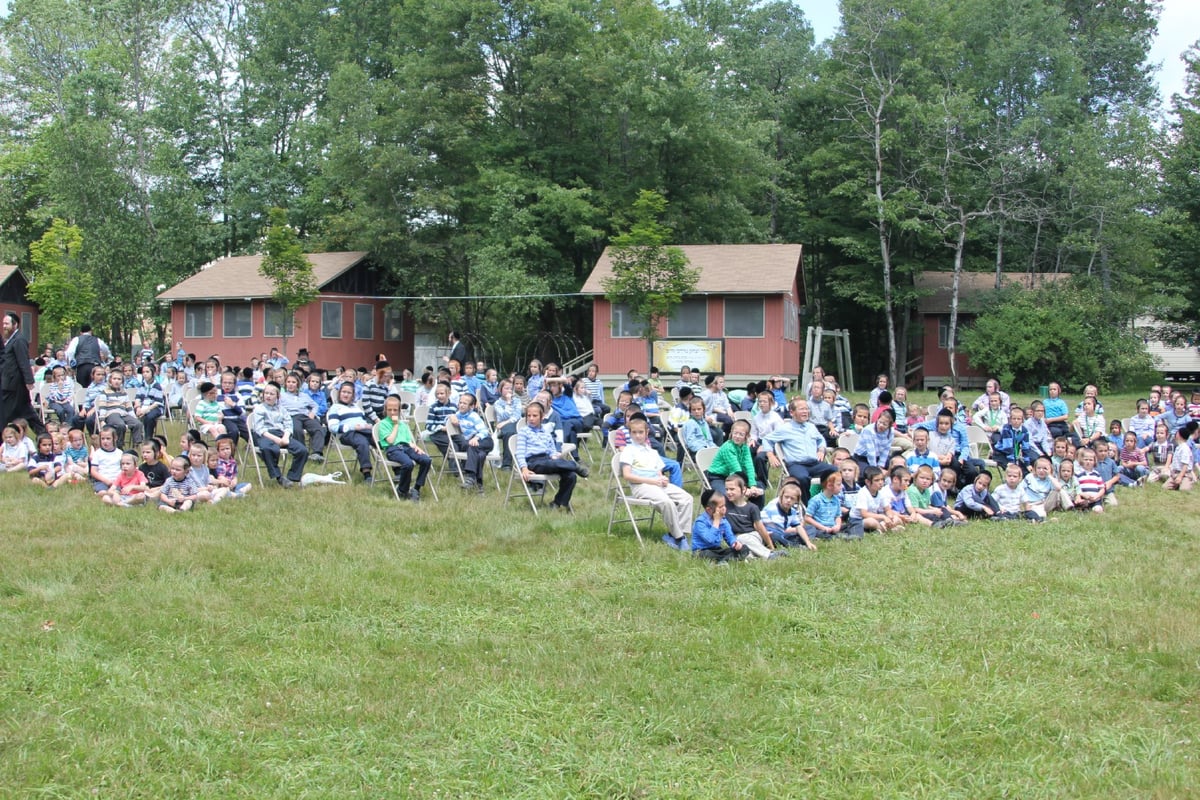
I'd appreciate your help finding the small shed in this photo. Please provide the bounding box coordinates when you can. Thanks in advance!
[913,271,1067,389]
[157,252,414,372]
[0,265,39,355]
[579,244,806,380]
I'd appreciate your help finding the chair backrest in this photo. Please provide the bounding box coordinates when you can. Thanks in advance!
[733,410,753,423]
[693,445,720,473]
[412,404,429,428]
[837,431,859,452]
[966,424,991,458]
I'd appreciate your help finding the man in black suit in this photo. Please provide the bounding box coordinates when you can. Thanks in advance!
[443,329,468,369]
[0,311,45,435]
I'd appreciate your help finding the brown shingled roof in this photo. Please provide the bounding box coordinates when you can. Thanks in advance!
[157,252,369,302]
[913,271,1068,314]
[580,244,802,296]
[0,264,22,287]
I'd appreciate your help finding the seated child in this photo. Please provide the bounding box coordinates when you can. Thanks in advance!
[619,417,694,550]
[1018,456,1066,520]
[1164,421,1197,491]
[187,442,229,503]
[100,451,150,506]
[159,456,201,512]
[853,409,895,472]
[1146,421,1174,483]
[933,467,967,523]
[907,464,948,526]
[992,406,1033,474]
[1128,400,1155,448]
[723,474,784,559]
[1117,431,1148,486]
[847,466,897,536]
[1106,419,1124,449]
[1074,447,1107,512]
[89,427,123,492]
[691,490,748,563]
[803,471,844,541]
[682,397,721,457]
[955,472,1001,519]
[705,419,764,503]
[447,393,494,493]
[1055,459,1080,509]
[1,423,33,472]
[763,480,816,549]
[906,428,940,474]
[880,464,922,527]
[849,403,871,435]
[838,459,861,522]
[139,439,170,500]
[211,435,252,497]
[992,464,1034,521]
[1093,441,1121,505]
[377,395,432,501]
[62,426,90,483]
[27,433,66,488]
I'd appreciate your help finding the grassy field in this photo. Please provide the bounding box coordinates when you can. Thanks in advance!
[2,391,1199,798]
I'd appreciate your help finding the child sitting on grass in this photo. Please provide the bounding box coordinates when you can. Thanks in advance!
[803,470,844,541]
[1074,447,1107,512]
[1146,421,1174,483]
[933,466,964,520]
[159,456,200,512]
[27,433,66,488]
[1018,456,1064,520]
[1163,421,1197,492]
[956,472,1000,520]
[838,459,861,522]
[907,464,949,527]
[1,423,33,472]
[100,451,149,506]
[1056,459,1080,509]
[691,490,747,563]
[881,465,923,527]
[1093,441,1121,506]
[89,427,122,493]
[763,480,816,550]
[211,435,252,497]
[847,466,896,536]
[1118,431,1148,486]
[723,474,785,559]
[62,426,90,484]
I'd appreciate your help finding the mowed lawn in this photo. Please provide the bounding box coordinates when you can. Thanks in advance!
[3,401,1199,798]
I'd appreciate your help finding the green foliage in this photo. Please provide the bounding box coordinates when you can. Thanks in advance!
[259,208,317,353]
[959,278,1160,392]
[26,218,94,343]
[602,190,699,344]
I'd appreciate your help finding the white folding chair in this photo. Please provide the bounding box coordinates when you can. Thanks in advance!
[837,431,859,453]
[606,452,654,546]
[967,425,998,468]
[692,446,719,491]
[240,408,267,487]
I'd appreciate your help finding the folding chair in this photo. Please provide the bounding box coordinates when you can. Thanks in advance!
[836,431,859,453]
[606,452,654,546]
[733,410,753,424]
[967,425,998,468]
[692,446,719,491]
[369,421,440,502]
[437,419,471,488]
[325,413,361,480]
[504,435,573,514]
[240,407,267,487]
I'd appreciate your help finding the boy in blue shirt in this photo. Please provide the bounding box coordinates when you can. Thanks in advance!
[692,490,747,563]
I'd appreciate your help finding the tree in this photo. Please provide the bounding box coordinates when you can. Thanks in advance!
[27,218,94,345]
[959,278,1158,392]
[259,208,317,358]
[601,190,698,351]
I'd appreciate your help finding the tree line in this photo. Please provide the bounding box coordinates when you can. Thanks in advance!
[0,0,1195,385]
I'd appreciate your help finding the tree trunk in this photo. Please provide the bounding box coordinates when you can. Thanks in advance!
[873,109,899,385]
[947,217,967,390]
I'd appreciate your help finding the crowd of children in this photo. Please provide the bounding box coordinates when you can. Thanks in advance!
[10,349,1200,539]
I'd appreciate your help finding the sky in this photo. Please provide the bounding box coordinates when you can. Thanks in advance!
[795,0,1198,110]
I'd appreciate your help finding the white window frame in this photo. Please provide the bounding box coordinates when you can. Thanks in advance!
[611,302,643,338]
[354,303,374,340]
[668,297,707,338]
[263,302,295,338]
[383,306,404,341]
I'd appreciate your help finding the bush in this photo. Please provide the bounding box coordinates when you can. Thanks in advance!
[959,277,1159,393]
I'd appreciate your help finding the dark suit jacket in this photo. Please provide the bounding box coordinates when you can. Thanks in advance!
[0,330,35,393]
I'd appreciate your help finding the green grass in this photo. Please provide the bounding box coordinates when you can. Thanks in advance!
[2,395,1199,798]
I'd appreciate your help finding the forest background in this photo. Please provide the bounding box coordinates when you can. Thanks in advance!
[1,0,1199,387]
